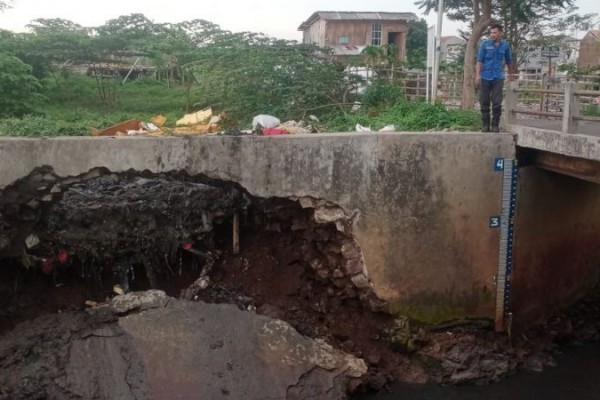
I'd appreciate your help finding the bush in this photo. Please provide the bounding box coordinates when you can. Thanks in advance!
[0,53,44,117]
[323,99,480,132]
[361,79,405,108]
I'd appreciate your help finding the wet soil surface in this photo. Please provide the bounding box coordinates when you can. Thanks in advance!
[2,168,600,397]
[356,343,600,400]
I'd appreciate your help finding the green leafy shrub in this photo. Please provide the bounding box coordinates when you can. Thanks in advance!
[323,100,480,132]
[0,53,44,117]
[361,79,405,108]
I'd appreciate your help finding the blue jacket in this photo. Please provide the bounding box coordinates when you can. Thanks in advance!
[477,39,512,80]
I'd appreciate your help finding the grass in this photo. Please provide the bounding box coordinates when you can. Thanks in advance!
[0,75,481,136]
[583,104,600,118]
[322,100,480,132]
[0,76,191,136]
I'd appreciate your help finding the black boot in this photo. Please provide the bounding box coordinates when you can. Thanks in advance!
[491,115,500,133]
[481,113,490,132]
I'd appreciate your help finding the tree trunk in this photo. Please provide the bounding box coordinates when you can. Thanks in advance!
[462,35,479,109]
[461,19,492,109]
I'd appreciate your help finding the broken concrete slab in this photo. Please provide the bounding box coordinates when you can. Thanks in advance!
[0,291,366,400]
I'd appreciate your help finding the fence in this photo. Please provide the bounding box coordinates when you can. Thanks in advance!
[504,80,600,134]
[344,67,463,107]
[345,67,600,119]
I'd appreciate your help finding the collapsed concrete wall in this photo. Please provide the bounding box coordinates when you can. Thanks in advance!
[511,167,600,330]
[0,133,517,322]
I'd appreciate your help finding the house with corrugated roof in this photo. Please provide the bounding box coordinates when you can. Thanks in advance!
[578,30,600,69]
[297,11,417,61]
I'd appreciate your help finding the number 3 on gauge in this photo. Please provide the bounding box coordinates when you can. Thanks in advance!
[489,216,501,228]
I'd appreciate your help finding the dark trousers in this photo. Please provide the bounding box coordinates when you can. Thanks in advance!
[480,79,504,126]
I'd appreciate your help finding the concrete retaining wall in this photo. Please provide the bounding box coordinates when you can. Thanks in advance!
[0,133,517,322]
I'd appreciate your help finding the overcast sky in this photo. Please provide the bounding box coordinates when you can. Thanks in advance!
[0,0,597,40]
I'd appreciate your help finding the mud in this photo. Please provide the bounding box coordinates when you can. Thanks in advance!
[1,168,600,398]
[0,307,152,399]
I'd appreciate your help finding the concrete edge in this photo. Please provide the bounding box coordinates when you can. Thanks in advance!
[507,123,600,162]
[0,131,510,142]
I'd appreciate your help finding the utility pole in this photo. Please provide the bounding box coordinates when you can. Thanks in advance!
[431,0,445,103]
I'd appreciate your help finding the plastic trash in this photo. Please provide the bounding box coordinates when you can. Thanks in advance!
[252,115,280,130]
[378,125,396,132]
[355,124,372,132]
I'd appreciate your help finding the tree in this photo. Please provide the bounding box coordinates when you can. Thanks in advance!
[0,52,42,117]
[498,3,596,69]
[406,19,428,70]
[191,38,351,124]
[417,0,575,109]
[0,1,12,12]
[23,18,94,77]
[360,45,385,80]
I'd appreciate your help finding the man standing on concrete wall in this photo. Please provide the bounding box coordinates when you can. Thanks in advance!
[475,24,513,133]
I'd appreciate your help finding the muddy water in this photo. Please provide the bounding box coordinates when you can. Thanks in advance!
[356,343,600,400]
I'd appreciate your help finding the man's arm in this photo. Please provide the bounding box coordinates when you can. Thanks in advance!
[505,43,516,80]
[475,43,485,84]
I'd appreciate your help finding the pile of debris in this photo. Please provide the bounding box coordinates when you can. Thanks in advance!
[90,108,223,137]
[90,110,316,138]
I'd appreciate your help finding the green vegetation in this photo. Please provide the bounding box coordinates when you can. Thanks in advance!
[0,13,479,136]
[323,100,480,132]
[583,104,600,117]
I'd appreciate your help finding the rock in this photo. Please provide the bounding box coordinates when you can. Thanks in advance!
[24,234,40,249]
[323,242,342,255]
[119,298,367,399]
[0,312,151,400]
[344,285,358,298]
[316,266,330,280]
[310,258,323,270]
[333,269,345,279]
[0,294,367,400]
[344,258,365,275]
[366,351,382,366]
[522,353,554,373]
[314,206,346,223]
[351,273,371,289]
[360,292,388,312]
[341,241,361,259]
[26,199,40,210]
[102,290,170,315]
[298,196,316,209]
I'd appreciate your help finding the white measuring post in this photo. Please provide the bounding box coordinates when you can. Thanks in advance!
[426,25,436,103]
[431,0,444,104]
[493,158,518,332]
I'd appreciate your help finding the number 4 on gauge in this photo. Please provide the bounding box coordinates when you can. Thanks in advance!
[494,158,504,171]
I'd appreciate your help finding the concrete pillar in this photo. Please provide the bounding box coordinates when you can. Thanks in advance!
[504,80,518,126]
[562,82,580,134]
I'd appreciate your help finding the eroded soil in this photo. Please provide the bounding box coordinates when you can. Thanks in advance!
[1,168,600,397]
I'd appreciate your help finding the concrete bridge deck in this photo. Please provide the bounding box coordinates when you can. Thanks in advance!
[506,120,600,184]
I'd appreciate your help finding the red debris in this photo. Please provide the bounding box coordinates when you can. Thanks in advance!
[58,250,69,264]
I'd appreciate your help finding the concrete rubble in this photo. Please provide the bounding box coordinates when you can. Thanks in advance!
[0,290,367,400]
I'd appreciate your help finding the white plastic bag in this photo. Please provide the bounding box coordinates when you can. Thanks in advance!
[252,115,280,130]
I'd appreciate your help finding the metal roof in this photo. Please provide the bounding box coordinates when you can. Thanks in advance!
[588,30,600,40]
[298,11,418,31]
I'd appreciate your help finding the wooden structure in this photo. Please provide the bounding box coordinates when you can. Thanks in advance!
[578,30,600,69]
